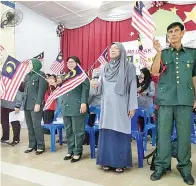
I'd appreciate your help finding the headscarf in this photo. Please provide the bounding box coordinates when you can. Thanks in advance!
[104,42,136,95]
[138,67,152,93]
[31,58,42,73]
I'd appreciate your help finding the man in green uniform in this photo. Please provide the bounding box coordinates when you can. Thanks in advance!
[151,22,196,185]
[22,58,47,155]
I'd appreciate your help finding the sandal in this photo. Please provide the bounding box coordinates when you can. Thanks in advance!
[115,168,125,173]
[102,166,110,171]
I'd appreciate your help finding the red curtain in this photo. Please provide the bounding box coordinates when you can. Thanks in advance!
[61,17,138,72]
[61,3,196,72]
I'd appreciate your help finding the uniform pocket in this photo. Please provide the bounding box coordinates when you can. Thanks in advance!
[182,59,194,71]
[187,81,194,90]
[31,76,39,87]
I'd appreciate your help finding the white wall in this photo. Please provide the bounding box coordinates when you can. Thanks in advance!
[0,2,15,69]
[15,3,60,73]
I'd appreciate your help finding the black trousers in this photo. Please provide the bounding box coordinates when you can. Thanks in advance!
[1,107,21,141]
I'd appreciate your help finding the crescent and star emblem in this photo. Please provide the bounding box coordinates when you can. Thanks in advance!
[64,69,77,80]
[6,61,16,73]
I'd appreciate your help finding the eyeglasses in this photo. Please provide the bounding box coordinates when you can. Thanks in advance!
[67,61,76,64]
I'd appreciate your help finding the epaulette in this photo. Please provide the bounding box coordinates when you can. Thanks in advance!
[184,46,196,50]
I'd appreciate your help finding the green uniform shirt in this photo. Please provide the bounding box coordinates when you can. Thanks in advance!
[155,46,196,106]
[60,78,90,116]
[24,71,47,110]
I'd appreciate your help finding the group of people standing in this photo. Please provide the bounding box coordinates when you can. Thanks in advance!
[1,21,195,185]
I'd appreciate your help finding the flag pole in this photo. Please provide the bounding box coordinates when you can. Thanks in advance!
[31,70,47,81]
[87,60,98,75]
[77,64,90,81]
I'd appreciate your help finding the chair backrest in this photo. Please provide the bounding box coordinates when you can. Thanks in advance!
[53,107,62,121]
[131,108,147,132]
[146,104,155,118]
[191,112,195,135]
[89,105,101,121]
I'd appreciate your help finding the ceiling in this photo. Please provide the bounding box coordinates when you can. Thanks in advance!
[17,1,133,24]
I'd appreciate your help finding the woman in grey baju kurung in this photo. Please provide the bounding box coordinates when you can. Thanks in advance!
[93,42,138,173]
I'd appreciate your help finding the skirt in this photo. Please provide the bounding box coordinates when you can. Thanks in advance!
[96,129,132,168]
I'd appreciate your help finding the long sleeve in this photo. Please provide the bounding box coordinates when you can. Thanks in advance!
[88,87,95,105]
[36,72,47,105]
[147,81,155,98]
[128,76,138,111]
[91,71,103,96]
[81,78,90,104]
[15,91,24,108]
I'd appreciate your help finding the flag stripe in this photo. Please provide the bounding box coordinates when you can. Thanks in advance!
[51,62,64,73]
[132,14,153,41]
[133,12,153,33]
[142,9,156,30]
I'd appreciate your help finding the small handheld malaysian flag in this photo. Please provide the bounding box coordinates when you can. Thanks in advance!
[89,47,108,75]
[97,47,108,66]
[50,52,64,74]
[44,64,88,110]
[34,52,44,62]
[132,1,156,41]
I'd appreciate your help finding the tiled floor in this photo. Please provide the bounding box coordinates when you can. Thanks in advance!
[1,128,196,186]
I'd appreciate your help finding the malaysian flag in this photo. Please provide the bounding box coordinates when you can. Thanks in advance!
[1,56,29,101]
[44,64,88,110]
[138,35,148,68]
[132,1,156,41]
[91,47,108,74]
[97,47,108,66]
[34,52,44,62]
[50,52,64,74]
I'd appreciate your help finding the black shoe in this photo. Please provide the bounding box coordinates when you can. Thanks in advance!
[150,170,167,181]
[56,140,67,144]
[178,169,195,185]
[24,148,37,153]
[71,153,82,163]
[35,150,44,155]
[10,141,20,146]
[181,174,195,185]
[64,154,73,160]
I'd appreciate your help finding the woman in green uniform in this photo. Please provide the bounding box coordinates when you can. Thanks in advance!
[62,56,90,163]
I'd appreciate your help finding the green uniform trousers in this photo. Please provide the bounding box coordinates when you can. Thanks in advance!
[25,110,45,150]
[63,115,86,155]
[155,105,192,175]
